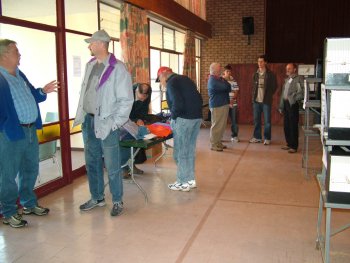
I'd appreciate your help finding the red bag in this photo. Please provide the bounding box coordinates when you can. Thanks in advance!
[147,123,172,137]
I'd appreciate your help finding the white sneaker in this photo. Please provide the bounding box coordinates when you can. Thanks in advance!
[231,137,240,143]
[249,138,262,143]
[168,182,190,192]
[263,139,271,145]
[187,180,197,189]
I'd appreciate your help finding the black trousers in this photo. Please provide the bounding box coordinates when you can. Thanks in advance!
[283,100,299,150]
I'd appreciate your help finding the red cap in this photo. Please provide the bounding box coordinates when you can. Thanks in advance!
[156,66,173,82]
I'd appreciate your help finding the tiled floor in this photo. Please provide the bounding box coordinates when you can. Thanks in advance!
[1,125,350,263]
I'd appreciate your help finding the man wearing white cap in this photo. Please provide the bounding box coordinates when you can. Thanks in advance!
[73,29,133,216]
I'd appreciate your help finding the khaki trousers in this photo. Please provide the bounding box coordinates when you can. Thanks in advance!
[210,104,229,147]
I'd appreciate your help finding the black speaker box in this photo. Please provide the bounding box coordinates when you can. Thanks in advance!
[242,17,254,35]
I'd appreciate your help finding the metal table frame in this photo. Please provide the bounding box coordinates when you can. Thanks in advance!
[316,173,350,263]
[120,134,173,203]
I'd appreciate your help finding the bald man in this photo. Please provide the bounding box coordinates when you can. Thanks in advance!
[278,63,304,153]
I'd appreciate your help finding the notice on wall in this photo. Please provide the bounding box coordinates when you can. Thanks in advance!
[73,56,81,77]
[329,155,350,192]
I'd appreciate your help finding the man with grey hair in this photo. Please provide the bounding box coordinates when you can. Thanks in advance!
[208,62,231,151]
[73,29,133,216]
[0,39,59,228]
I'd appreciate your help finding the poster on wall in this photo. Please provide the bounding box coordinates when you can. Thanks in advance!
[73,56,81,77]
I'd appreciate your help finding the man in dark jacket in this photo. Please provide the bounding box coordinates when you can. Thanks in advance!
[250,55,277,145]
[156,66,202,192]
[0,39,58,228]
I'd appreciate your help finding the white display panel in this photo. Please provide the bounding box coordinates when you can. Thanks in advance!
[329,90,350,128]
[329,155,350,193]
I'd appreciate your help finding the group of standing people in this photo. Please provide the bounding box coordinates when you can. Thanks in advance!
[0,27,304,228]
[208,55,304,154]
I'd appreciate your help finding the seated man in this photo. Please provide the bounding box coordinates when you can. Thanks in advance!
[120,83,152,178]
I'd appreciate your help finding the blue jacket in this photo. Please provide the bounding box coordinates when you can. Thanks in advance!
[166,74,203,120]
[208,75,231,108]
[0,71,46,141]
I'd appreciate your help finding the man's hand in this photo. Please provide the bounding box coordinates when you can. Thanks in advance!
[42,80,60,94]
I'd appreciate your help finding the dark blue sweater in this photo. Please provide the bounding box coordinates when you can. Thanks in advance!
[165,74,203,120]
[208,75,231,108]
[0,70,46,141]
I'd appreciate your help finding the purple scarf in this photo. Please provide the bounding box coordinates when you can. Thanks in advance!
[89,54,118,90]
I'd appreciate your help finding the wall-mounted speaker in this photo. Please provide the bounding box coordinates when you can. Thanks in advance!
[242,17,254,35]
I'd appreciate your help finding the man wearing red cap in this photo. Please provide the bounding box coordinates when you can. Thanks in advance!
[156,67,202,192]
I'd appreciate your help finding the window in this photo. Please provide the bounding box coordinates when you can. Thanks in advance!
[1,0,56,26]
[150,21,194,114]
[100,1,121,39]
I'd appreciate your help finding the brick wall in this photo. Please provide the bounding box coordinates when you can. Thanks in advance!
[200,0,265,114]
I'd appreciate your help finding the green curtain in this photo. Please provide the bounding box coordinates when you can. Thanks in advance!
[120,3,149,83]
[183,30,196,84]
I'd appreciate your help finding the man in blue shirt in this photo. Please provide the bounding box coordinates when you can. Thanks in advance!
[156,66,202,192]
[208,63,231,151]
[0,39,59,228]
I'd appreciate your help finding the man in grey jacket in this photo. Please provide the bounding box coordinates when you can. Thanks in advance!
[73,30,133,216]
[279,63,304,153]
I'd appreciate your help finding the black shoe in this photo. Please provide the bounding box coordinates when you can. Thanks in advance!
[110,201,123,216]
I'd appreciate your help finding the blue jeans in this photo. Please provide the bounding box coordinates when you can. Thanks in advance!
[229,106,239,138]
[170,118,201,183]
[0,126,39,218]
[82,114,123,203]
[253,102,272,140]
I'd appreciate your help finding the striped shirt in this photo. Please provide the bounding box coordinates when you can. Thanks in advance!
[0,67,38,123]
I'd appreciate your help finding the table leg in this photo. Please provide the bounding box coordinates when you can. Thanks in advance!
[325,207,331,263]
[316,192,324,250]
[129,147,148,203]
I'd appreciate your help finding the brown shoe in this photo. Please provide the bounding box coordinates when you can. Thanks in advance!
[288,148,297,153]
[281,145,290,150]
[219,143,227,149]
[211,146,223,152]
[133,165,144,175]
[122,169,131,179]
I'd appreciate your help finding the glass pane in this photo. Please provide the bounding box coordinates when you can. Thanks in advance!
[170,53,179,74]
[100,3,120,39]
[114,41,123,61]
[196,58,200,90]
[161,52,170,67]
[0,24,58,121]
[65,0,98,33]
[175,31,185,53]
[36,139,63,188]
[163,28,174,50]
[66,33,93,119]
[150,49,161,115]
[195,38,201,57]
[150,49,160,80]
[150,21,163,48]
[1,0,56,26]
[70,133,85,170]
[150,81,161,115]
[179,54,184,74]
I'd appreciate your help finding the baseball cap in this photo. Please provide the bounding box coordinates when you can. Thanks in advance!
[85,29,111,43]
[155,66,173,82]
